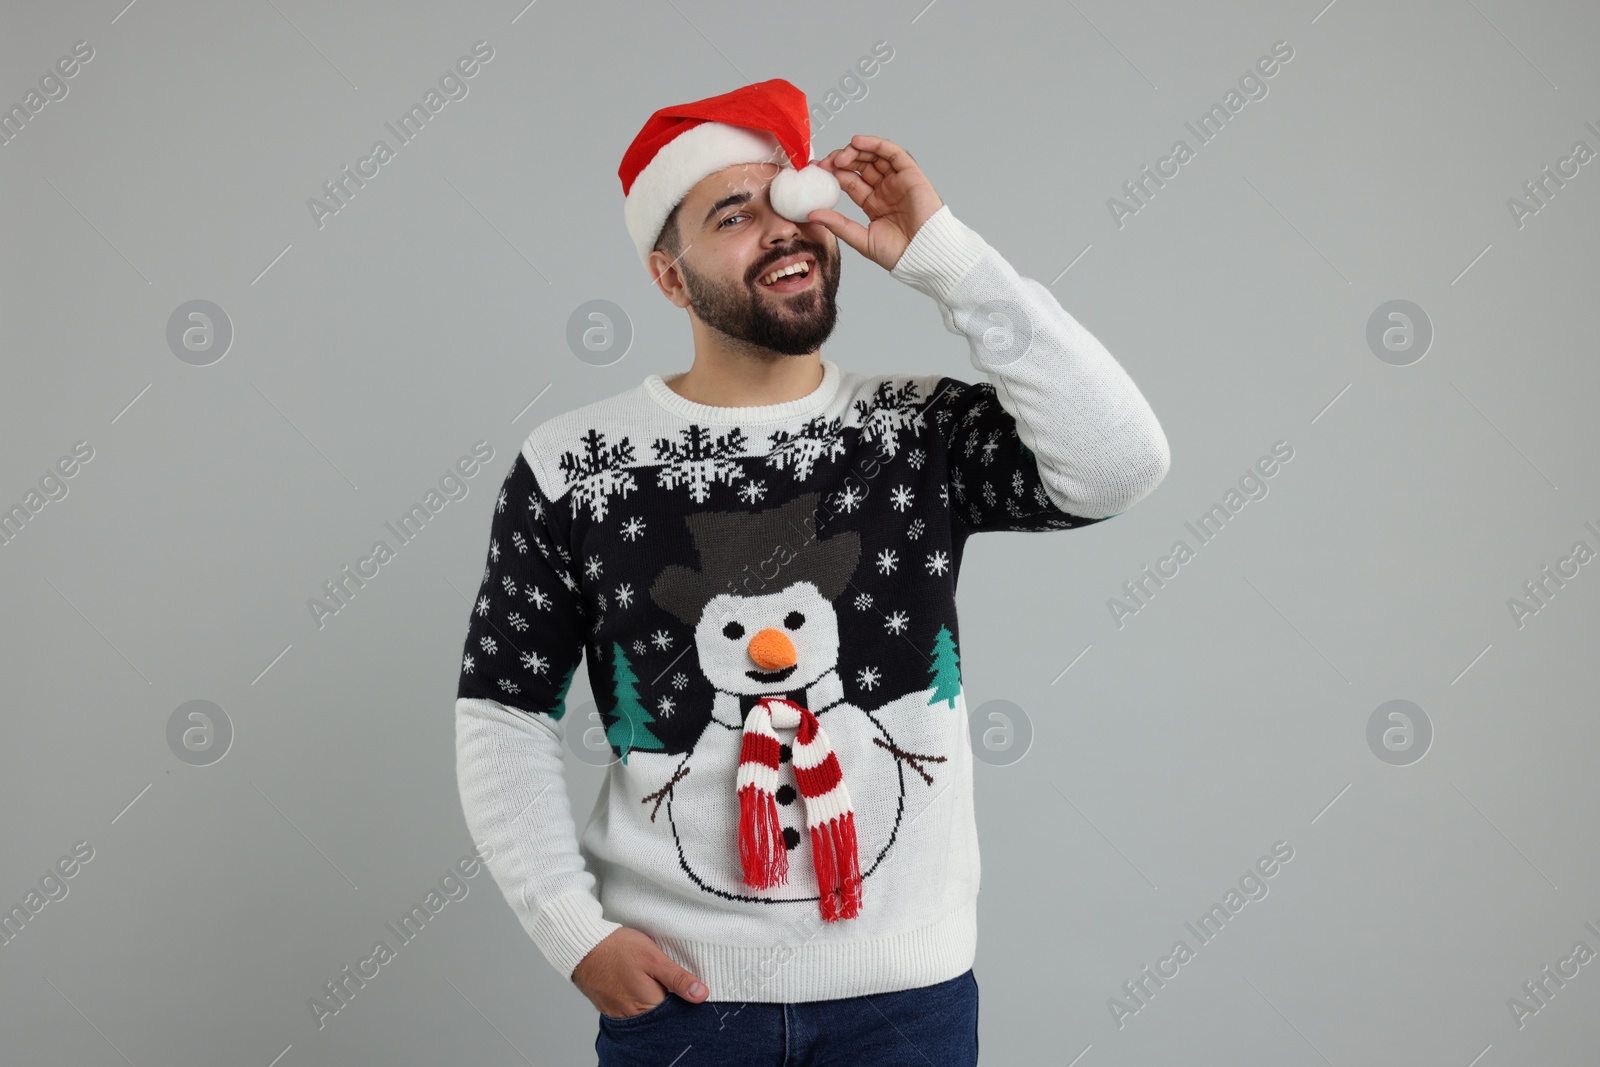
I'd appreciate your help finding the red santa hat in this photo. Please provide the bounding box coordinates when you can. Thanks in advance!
[618,78,842,271]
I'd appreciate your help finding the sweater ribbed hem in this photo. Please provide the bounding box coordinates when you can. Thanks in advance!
[649,896,978,1003]
[528,888,624,981]
[643,358,842,425]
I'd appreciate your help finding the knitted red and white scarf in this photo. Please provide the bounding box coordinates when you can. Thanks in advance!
[736,696,862,921]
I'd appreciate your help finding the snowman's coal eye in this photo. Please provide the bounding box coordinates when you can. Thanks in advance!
[723,621,745,640]
[783,611,805,630]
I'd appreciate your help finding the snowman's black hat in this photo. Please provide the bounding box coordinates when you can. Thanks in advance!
[649,491,861,626]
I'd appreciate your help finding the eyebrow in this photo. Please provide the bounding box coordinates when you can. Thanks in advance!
[702,191,753,227]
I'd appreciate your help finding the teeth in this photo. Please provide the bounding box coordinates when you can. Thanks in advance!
[761,261,811,286]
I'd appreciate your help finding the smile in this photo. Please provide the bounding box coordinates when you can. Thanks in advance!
[745,664,798,683]
[756,254,816,292]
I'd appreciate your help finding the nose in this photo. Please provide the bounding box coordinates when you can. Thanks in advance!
[748,628,797,671]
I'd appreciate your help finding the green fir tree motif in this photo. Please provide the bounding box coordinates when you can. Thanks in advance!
[926,623,961,708]
[549,660,577,721]
[607,640,664,764]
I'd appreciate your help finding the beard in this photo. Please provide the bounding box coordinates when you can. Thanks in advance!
[678,239,841,357]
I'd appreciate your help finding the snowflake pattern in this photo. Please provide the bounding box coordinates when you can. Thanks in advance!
[488,538,501,563]
[737,478,768,504]
[657,695,676,717]
[650,629,674,651]
[853,379,925,459]
[519,650,549,675]
[907,518,926,540]
[526,586,551,611]
[856,666,882,691]
[585,556,603,580]
[890,485,914,512]
[907,447,927,470]
[672,672,688,690]
[507,611,530,632]
[926,551,950,576]
[876,549,898,575]
[653,424,748,503]
[615,583,634,609]
[557,428,639,521]
[854,591,873,611]
[884,611,909,635]
[475,595,491,617]
[620,516,646,541]
[766,415,846,480]
[831,483,865,513]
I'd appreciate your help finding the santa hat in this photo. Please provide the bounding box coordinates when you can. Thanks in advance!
[618,78,842,271]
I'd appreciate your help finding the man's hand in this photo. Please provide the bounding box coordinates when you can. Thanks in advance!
[808,135,945,273]
[572,926,710,1018]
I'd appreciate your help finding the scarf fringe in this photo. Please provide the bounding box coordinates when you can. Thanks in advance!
[738,782,789,889]
[811,812,863,921]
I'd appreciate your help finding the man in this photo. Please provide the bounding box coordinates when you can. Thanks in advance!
[455,79,1169,1065]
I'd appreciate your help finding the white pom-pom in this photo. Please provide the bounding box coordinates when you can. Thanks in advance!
[770,163,842,223]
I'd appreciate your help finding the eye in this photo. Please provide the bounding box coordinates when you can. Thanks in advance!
[723,620,745,640]
[784,611,805,630]
[718,212,747,228]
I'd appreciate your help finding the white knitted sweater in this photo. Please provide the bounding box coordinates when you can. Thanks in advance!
[455,206,1169,1002]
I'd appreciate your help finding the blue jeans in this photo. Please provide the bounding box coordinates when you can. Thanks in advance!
[595,968,979,1066]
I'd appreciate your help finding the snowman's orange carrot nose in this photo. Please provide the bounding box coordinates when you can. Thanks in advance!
[748,628,797,671]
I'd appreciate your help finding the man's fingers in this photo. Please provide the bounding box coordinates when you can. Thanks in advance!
[845,134,917,170]
[805,207,872,259]
[831,166,877,210]
[649,954,710,1001]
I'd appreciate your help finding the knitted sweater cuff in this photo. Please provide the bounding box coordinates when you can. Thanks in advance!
[529,888,624,981]
[888,205,990,303]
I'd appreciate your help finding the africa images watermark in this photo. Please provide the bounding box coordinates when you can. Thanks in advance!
[0,841,96,950]
[1505,115,1600,230]
[1107,39,1296,229]
[1107,440,1294,629]
[0,39,95,149]
[0,440,95,550]
[1505,517,1600,630]
[307,440,497,630]
[307,40,495,230]
[1506,916,1600,1030]
[1107,839,1295,1029]
[807,40,896,141]
[306,841,494,1030]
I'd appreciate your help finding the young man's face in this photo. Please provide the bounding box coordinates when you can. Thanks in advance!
[652,161,842,357]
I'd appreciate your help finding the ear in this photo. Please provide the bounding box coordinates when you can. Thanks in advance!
[648,251,692,309]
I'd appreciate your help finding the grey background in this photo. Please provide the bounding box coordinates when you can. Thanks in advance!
[3,0,1597,1064]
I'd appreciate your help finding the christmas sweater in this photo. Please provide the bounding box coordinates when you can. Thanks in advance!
[454,205,1170,1003]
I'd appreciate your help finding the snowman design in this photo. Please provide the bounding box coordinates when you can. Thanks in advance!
[637,492,953,910]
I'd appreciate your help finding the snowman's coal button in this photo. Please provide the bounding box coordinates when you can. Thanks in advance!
[775,784,796,805]
[782,826,801,851]
[778,743,792,764]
